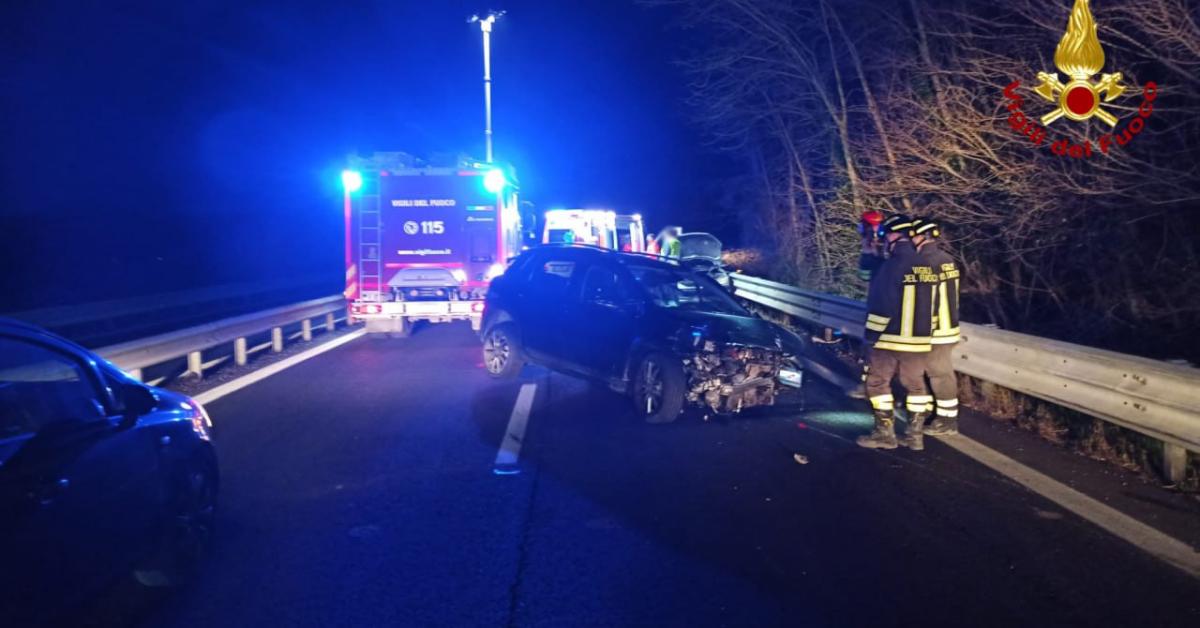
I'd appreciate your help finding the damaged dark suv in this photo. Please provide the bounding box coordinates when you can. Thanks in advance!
[481,246,804,423]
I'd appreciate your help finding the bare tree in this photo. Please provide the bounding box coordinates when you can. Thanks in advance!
[648,0,1200,358]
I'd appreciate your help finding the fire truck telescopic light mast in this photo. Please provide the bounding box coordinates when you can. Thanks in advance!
[468,10,504,163]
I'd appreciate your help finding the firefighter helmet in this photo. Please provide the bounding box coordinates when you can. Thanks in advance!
[910,217,941,239]
[876,214,913,238]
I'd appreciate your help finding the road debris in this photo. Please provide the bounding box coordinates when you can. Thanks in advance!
[793,453,809,465]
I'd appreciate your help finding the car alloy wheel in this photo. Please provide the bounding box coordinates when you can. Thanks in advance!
[483,330,511,375]
[632,352,685,424]
[637,360,665,415]
[482,324,524,379]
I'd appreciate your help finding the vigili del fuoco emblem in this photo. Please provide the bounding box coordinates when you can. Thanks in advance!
[1033,0,1127,126]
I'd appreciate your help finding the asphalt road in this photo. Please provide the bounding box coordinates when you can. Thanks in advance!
[130,323,1199,628]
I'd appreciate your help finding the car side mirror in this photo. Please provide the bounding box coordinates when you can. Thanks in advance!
[121,383,158,421]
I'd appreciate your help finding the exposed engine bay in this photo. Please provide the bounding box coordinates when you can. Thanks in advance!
[684,341,786,414]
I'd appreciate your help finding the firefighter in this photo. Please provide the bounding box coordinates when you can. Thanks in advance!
[910,217,961,436]
[857,210,885,281]
[858,214,937,450]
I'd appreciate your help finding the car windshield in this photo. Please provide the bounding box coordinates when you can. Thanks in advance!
[627,264,746,315]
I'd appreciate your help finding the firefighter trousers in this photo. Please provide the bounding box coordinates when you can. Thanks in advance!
[927,343,959,419]
[864,347,931,415]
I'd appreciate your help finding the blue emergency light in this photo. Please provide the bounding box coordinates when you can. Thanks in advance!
[483,168,507,194]
[341,170,363,193]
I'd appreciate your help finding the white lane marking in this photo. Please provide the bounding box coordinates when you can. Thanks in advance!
[936,433,1200,579]
[494,383,537,474]
[192,328,367,405]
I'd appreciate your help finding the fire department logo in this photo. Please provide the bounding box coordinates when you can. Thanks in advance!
[1033,0,1126,126]
[1001,0,1157,158]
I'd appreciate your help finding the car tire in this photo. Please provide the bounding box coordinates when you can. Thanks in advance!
[483,324,524,379]
[632,352,686,424]
[134,453,218,589]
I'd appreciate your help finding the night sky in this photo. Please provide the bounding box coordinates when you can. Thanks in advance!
[1,0,726,310]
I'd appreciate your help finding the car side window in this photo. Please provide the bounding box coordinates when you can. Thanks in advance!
[0,337,105,441]
[580,265,628,305]
[506,250,543,284]
[527,254,578,303]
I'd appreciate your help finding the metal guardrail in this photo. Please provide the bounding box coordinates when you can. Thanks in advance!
[731,274,868,338]
[733,274,1200,481]
[96,295,346,384]
[3,276,337,348]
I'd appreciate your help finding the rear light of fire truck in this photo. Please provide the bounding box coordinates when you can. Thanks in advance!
[352,304,383,315]
[471,302,486,314]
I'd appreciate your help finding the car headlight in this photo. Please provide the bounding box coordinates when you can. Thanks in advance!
[778,367,804,388]
[181,399,213,440]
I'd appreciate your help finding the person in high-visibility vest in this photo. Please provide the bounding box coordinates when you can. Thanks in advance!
[660,226,682,258]
[645,235,660,255]
[910,217,961,437]
[858,214,938,450]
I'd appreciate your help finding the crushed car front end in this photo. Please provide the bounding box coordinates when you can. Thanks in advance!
[684,340,785,413]
[620,255,805,418]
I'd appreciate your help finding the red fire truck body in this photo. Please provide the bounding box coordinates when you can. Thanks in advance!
[343,153,520,335]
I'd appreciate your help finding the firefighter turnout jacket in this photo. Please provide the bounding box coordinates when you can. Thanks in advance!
[920,241,961,345]
[864,240,939,352]
[858,251,883,281]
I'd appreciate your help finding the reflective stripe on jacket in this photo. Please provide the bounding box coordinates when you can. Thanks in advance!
[920,241,961,345]
[864,240,938,353]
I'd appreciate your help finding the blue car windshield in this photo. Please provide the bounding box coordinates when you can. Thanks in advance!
[627,264,746,315]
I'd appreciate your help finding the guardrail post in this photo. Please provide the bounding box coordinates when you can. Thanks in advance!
[272,327,284,352]
[325,312,336,332]
[187,351,203,378]
[302,319,313,341]
[1163,443,1188,484]
[234,337,248,366]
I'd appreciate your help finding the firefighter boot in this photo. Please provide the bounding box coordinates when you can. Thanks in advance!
[925,416,959,436]
[856,410,898,449]
[899,412,929,451]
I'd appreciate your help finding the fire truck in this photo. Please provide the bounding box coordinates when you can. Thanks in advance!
[342,152,520,335]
